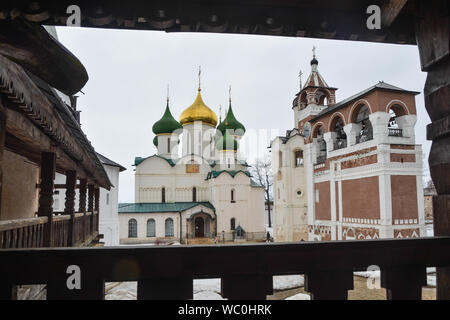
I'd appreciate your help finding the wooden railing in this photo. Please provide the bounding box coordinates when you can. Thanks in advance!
[0,211,99,249]
[0,236,449,300]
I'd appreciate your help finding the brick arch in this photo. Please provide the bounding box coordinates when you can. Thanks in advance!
[386,99,410,116]
[311,122,326,138]
[328,112,346,132]
[313,88,332,105]
[348,99,373,123]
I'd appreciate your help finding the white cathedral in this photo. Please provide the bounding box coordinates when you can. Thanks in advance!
[118,79,266,244]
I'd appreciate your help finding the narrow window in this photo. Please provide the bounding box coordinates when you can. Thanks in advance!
[230,218,236,230]
[231,189,235,202]
[165,218,174,237]
[106,193,110,205]
[193,187,197,202]
[128,219,137,238]
[147,219,155,237]
[295,150,304,167]
[162,187,166,203]
[167,137,170,153]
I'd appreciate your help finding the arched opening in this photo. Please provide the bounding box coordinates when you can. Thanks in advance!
[299,91,307,110]
[387,104,407,137]
[128,219,137,238]
[194,216,204,237]
[330,116,347,150]
[313,125,326,164]
[165,218,174,237]
[147,219,155,237]
[352,105,373,143]
[315,89,330,106]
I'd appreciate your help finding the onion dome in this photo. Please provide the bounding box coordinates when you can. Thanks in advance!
[216,130,238,151]
[179,89,218,127]
[153,136,158,146]
[152,101,182,134]
[310,57,318,65]
[217,101,245,136]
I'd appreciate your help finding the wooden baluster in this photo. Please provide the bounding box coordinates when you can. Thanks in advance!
[221,275,272,300]
[94,187,100,234]
[415,0,450,300]
[137,277,193,300]
[304,270,353,300]
[0,98,5,221]
[37,152,56,247]
[381,266,426,300]
[65,170,76,247]
[88,184,94,239]
[79,179,87,244]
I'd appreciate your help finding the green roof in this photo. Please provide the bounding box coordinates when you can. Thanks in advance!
[134,155,177,167]
[152,101,182,134]
[217,101,246,136]
[153,136,158,147]
[215,130,238,151]
[118,202,215,213]
[206,170,251,180]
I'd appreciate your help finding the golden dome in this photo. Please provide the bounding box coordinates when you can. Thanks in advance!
[179,89,218,127]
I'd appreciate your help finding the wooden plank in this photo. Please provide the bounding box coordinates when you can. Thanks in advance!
[137,277,193,300]
[221,275,270,299]
[0,97,5,220]
[381,0,408,28]
[433,195,450,299]
[88,184,94,237]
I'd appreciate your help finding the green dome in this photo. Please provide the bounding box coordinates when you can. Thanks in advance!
[152,102,182,134]
[153,136,158,146]
[217,102,246,136]
[216,130,238,151]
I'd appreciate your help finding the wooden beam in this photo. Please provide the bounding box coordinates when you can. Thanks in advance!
[0,96,5,219]
[88,184,94,236]
[381,0,408,28]
[37,151,55,247]
[79,179,87,241]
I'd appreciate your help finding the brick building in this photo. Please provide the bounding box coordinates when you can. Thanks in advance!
[271,51,425,241]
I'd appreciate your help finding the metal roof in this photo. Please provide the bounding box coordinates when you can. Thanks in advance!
[118,202,215,213]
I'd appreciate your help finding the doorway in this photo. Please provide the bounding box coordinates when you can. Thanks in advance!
[194,217,204,237]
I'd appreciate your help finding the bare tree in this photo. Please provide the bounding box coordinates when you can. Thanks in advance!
[249,154,273,227]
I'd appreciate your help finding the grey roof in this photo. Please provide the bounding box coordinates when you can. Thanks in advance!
[311,81,420,121]
[97,153,126,172]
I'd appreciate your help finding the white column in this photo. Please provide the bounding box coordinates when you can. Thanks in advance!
[395,114,417,141]
[369,112,390,145]
[378,173,393,238]
[324,131,335,152]
[343,123,358,146]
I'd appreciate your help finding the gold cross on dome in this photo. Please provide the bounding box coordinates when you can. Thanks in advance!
[198,65,201,90]
[312,45,316,58]
[298,70,303,89]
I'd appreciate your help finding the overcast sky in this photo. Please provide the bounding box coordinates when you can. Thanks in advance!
[54,27,430,203]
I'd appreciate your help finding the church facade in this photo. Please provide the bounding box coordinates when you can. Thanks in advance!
[119,81,266,244]
[271,51,425,242]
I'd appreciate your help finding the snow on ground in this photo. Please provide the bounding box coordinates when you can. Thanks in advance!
[273,275,304,290]
[353,270,436,287]
[193,279,221,294]
[105,282,137,300]
[194,291,226,300]
[285,293,311,300]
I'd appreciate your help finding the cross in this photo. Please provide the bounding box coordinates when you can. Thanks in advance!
[229,85,232,102]
[298,70,303,89]
[219,104,222,122]
[167,84,169,102]
[312,45,316,58]
[198,65,201,90]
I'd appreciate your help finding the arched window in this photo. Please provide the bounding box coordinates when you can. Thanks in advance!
[315,90,330,105]
[147,219,155,237]
[230,218,236,230]
[294,150,303,167]
[128,219,137,238]
[192,187,197,202]
[331,117,347,150]
[162,187,166,203]
[299,92,307,110]
[354,105,373,143]
[387,104,406,137]
[165,218,174,237]
[231,189,235,203]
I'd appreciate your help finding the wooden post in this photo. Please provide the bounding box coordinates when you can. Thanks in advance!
[381,266,426,300]
[87,184,94,237]
[0,98,5,220]
[37,152,56,247]
[304,270,353,300]
[221,275,272,300]
[65,170,76,247]
[94,187,100,234]
[415,0,450,300]
[79,179,87,242]
[137,277,193,300]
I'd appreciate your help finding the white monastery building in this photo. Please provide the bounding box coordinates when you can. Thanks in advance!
[270,50,425,242]
[118,78,266,244]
